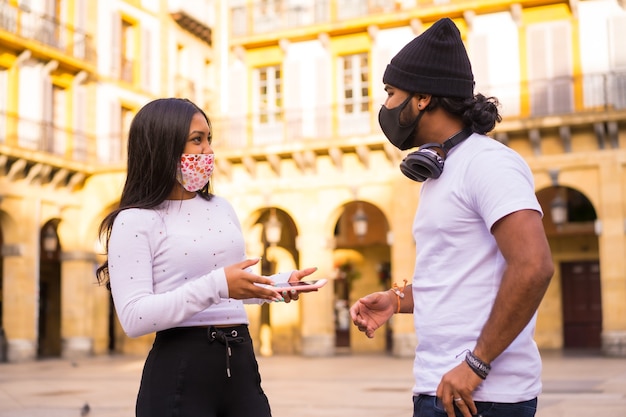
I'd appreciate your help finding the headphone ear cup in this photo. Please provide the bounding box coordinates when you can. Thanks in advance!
[399,147,445,182]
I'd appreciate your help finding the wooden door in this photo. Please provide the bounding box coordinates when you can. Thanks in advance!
[561,261,602,349]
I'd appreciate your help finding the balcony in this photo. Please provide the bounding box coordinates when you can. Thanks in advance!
[0,0,96,66]
[0,110,100,188]
[0,71,623,184]
[208,71,626,174]
[228,0,559,40]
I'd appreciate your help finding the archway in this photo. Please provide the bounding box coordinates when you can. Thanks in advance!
[249,207,300,355]
[537,186,601,350]
[38,219,62,357]
[332,201,391,353]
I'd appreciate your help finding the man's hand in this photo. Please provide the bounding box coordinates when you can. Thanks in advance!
[435,361,483,417]
[349,291,395,338]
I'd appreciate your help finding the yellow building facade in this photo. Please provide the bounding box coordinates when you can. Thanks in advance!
[1,0,625,362]
[0,0,215,361]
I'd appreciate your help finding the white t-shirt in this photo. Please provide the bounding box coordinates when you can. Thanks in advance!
[108,194,289,338]
[411,133,543,402]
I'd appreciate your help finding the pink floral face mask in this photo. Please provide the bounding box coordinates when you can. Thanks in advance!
[176,153,215,192]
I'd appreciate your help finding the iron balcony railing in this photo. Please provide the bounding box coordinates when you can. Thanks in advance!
[210,71,626,151]
[0,72,624,168]
[0,0,96,64]
[230,0,507,37]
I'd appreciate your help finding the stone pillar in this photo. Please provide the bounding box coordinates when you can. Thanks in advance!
[389,178,419,358]
[298,233,335,357]
[1,243,37,362]
[602,331,626,356]
[60,250,97,359]
[597,159,626,357]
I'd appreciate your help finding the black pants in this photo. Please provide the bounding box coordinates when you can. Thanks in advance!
[136,325,272,417]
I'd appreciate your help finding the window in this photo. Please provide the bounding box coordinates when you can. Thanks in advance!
[120,19,136,83]
[341,53,369,114]
[253,65,283,144]
[257,65,282,125]
[338,53,370,135]
[527,21,573,116]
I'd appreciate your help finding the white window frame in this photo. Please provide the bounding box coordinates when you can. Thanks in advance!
[337,53,370,136]
[253,65,283,145]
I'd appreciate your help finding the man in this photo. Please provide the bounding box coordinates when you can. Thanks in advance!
[350,17,554,417]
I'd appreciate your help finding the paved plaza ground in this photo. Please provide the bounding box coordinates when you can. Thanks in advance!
[0,350,625,416]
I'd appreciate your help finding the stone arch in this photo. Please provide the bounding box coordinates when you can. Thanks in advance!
[242,205,302,356]
[331,199,392,353]
[536,185,601,350]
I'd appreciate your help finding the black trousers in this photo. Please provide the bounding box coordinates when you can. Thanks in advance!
[136,325,272,417]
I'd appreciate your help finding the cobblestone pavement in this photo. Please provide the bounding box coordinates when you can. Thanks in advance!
[0,350,625,417]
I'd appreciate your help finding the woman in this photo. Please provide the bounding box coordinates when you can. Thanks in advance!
[96,98,317,417]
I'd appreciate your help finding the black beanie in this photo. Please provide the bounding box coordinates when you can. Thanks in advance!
[383,18,474,98]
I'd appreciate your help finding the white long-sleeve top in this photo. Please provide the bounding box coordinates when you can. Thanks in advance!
[108,194,289,337]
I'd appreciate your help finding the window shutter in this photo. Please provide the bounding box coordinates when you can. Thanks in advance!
[41,73,53,151]
[73,0,87,59]
[0,68,6,143]
[227,61,247,148]
[527,22,573,115]
[103,99,122,164]
[551,22,573,114]
[371,45,392,108]
[468,33,489,94]
[73,84,87,161]
[52,86,66,155]
[111,12,121,78]
[141,27,152,91]
[283,58,302,141]
[314,54,331,138]
[607,15,626,108]
[608,15,626,70]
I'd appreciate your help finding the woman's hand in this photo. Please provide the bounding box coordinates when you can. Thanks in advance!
[282,267,318,303]
[224,259,282,301]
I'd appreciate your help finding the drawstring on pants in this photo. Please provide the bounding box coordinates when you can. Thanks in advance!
[207,327,245,377]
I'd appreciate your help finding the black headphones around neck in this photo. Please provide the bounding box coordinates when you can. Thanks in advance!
[399,129,473,182]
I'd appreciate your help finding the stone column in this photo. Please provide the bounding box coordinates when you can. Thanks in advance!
[598,159,626,356]
[389,179,419,358]
[60,250,97,359]
[2,243,37,362]
[297,233,335,357]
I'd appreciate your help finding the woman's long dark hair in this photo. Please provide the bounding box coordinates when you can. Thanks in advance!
[429,93,502,135]
[96,98,213,288]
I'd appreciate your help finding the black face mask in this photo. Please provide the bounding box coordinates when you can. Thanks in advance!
[378,95,422,151]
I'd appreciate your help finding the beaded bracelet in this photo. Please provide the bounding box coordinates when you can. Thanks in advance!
[391,279,408,314]
[464,350,491,380]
